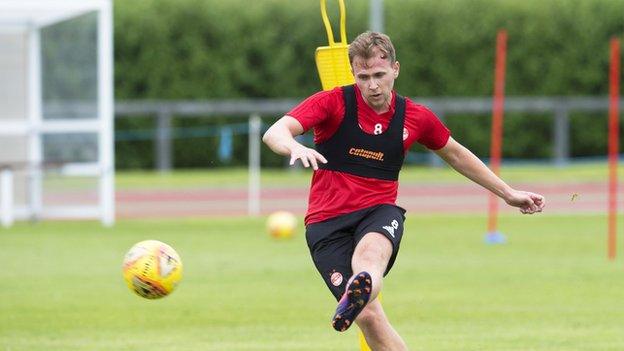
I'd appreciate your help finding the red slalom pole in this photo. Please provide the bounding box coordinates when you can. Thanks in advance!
[486,29,507,244]
[608,38,620,260]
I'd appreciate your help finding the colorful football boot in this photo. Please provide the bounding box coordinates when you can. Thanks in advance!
[331,271,372,332]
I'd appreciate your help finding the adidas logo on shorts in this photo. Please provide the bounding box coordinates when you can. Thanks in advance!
[382,219,399,237]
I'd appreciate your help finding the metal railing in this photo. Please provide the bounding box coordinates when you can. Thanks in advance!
[115,96,623,172]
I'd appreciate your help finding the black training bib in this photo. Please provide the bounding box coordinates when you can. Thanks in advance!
[316,85,406,181]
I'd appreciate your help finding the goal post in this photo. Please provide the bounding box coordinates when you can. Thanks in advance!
[0,0,114,226]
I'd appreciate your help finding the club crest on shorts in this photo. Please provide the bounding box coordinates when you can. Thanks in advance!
[330,271,343,286]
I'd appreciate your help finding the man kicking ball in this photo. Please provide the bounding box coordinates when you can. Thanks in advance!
[263,31,545,350]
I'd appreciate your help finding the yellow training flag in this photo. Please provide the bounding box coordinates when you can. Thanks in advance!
[315,0,355,91]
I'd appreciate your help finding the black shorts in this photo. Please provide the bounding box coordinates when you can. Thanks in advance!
[305,204,406,300]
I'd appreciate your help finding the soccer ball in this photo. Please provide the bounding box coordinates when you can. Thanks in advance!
[122,240,183,299]
[267,211,297,239]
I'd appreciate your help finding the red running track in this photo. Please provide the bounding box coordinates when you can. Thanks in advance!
[111,181,618,219]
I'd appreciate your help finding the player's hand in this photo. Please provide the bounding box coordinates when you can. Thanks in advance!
[505,190,545,214]
[289,144,328,170]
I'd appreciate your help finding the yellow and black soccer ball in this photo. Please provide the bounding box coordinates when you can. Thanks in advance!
[122,240,183,299]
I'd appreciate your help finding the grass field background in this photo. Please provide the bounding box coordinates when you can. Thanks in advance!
[1,212,623,350]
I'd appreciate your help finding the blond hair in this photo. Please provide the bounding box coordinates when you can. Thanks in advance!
[348,31,396,64]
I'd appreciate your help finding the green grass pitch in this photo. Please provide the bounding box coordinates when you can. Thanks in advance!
[1,214,623,350]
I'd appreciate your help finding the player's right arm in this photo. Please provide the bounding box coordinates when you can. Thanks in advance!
[262,116,328,170]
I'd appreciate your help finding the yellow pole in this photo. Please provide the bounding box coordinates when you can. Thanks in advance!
[358,330,372,351]
[357,293,381,350]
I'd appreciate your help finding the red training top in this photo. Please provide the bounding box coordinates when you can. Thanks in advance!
[287,85,451,225]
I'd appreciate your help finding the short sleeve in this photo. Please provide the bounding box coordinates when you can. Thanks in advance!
[286,87,343,132]
[415,106,451,150]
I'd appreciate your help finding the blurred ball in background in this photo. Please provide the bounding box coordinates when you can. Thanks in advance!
[266,211,298,239]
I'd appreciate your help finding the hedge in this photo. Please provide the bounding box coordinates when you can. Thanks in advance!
[113,0,624,168]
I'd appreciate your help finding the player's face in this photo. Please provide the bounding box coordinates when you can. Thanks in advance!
[351,48,399,113]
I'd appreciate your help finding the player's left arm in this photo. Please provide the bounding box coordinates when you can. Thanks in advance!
[433,137,545,214]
